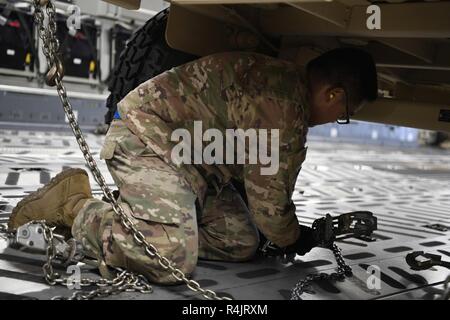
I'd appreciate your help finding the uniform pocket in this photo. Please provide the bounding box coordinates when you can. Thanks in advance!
[118,132,157,158]
[100,139,118,160]
[100,121,157,160]
[100,120,129,160]
[118,173,193,226]
[128,206,181,226]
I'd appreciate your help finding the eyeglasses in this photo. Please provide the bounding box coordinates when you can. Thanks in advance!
[336,87,366,125]
[336,87,350,125]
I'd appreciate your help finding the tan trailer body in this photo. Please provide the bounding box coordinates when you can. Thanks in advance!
[102,0,450,132]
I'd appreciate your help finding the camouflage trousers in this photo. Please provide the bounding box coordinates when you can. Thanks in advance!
[71,120,260,284]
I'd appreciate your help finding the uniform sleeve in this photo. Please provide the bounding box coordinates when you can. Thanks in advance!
[231,91,308,248]
[243,131,307,248]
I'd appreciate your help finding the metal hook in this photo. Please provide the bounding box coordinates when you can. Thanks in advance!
[45,58,64,86]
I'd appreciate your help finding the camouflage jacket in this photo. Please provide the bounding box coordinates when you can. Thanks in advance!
[117,51,310,247]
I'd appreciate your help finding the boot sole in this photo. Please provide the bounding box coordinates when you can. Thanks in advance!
[8,168,88,231]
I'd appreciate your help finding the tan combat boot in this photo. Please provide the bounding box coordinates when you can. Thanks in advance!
[8,168,93,234]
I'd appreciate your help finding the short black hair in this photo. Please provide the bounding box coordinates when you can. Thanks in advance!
[306,47,378,107]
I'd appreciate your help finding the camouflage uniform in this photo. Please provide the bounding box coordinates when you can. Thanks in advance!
[72,51,310,284]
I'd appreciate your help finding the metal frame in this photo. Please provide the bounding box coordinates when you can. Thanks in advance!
[258,2,450,38]
[353,98,450,133]
[1,0,159,94]
[0,84,108,100]
[286,2,350,28]
[0,67,36,78]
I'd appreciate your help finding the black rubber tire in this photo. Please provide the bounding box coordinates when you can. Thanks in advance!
[104,8,198,124]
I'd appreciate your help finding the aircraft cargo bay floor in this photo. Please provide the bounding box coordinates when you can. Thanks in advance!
[0,127,450,300]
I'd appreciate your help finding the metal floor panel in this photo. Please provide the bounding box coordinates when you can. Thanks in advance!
[1,128,450,300]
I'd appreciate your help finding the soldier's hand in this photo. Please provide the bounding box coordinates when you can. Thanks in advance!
[283,225,318,256]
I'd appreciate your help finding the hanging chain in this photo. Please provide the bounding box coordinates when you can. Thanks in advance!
[30,0,230,300]
[290,244,353,300]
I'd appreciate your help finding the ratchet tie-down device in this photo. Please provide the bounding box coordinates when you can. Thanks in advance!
[260,210,378,258]
[4,221,86,266]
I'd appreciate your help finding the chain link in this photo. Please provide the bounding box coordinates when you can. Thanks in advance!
[51,271,153,300]
[26,220,152,300]
[31,0,230,300]
[290,244,352,300]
